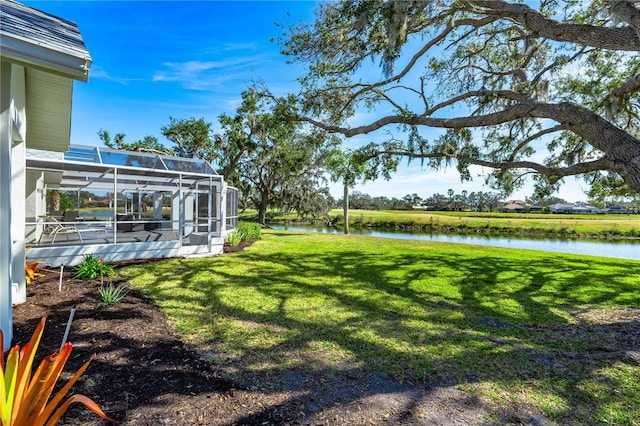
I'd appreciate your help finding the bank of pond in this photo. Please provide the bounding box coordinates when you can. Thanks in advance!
[341,213,638,240]
[343,220,640,239]
[268,224,640,261]
[262,209,640,240]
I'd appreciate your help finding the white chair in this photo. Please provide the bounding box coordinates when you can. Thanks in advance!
[38,215,82,244]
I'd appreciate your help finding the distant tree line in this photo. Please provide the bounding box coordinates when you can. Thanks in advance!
[335,190,639,213]
[335,190,560,212]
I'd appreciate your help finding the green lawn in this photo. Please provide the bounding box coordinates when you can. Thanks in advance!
[123,230,640,424]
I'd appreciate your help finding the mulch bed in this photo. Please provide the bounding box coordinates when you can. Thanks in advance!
[12,241,545,425]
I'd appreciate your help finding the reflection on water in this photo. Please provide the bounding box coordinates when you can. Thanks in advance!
[270,225,640,261]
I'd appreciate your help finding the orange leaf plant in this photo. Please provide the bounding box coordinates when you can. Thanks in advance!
[0,316,117,425]
[25,248,46,285]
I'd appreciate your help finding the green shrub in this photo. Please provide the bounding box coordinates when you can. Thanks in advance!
[73,254,116,281]
[225,222,261,246]
[97,283,129,308]
[225,230,243,247]
[236,221,261,240]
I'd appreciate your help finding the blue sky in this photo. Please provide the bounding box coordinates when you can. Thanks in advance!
[22,0,590,202]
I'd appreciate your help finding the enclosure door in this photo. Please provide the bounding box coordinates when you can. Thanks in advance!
[182,182,219,246]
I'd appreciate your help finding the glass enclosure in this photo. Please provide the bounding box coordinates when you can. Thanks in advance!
[25,145,234,249]
[226,187,239,230]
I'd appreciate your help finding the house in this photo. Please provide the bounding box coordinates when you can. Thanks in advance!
[499,200,541,213]
[570,205,589,214]
[549,202,601,214]
[500,202,526,213]
[549,203,574,214]
[1,0,93,347]
[604,205,627,214]
[1,0,238,348]
[574,202,601,214]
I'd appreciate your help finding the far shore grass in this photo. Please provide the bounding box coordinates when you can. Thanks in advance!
[123,230,640,425]
[250,208,640,239]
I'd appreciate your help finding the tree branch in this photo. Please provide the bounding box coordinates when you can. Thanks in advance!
[610,73,640,99]
[324,16,502,118]
[458,155,612,178]
[508,125,566,162]
[295,100,640,186]
[370,147,613,178]
[531,46,591,87]
[296,100,634,157]
[426,90,530,115]
[297,102,539,136]
[464,0,640,51]
[332,24,454,114]
[610,1,640,34]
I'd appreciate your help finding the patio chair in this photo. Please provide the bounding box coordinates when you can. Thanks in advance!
[38,215,82,244]
[62,210,79,222]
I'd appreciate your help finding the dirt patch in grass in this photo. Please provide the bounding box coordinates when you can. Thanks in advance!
[11,243,612,425]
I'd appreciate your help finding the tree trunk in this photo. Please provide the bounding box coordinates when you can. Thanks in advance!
[50,190,60,212]
[343,183,349,235]
[258,195,269,226]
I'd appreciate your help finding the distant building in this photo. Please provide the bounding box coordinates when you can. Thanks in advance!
[500,200,541,213]
[604,205,627,214]
[549,202,601,214]
[500,202,525,213]
[549,203,573,214]
[574,202,601,214]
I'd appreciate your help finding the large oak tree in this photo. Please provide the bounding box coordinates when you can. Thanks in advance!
[223,88,336,224]
[281,0,640,197]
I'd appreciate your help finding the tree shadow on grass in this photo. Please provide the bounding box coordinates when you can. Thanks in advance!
[16,232,637,424]
[128,232,640,424]
[127,233,640,420]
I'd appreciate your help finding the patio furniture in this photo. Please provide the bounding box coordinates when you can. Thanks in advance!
[38,215,108,244]
[38,215,82,244]
[62,210,79,222]
[117,214,163,232]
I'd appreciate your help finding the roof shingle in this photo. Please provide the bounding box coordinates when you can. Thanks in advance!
[1,0,91,79]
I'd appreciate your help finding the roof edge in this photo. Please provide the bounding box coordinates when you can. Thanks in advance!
[1,34,91,82]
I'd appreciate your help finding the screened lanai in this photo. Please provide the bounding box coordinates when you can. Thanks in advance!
[25,144,238,266]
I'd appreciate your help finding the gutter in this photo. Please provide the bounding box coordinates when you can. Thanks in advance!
[0,34,92,82]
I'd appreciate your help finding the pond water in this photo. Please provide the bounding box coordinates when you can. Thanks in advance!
[270,224,640,261]
[80,211,112,219]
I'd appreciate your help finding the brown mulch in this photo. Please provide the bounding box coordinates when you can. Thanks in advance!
[12,242,547,425]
